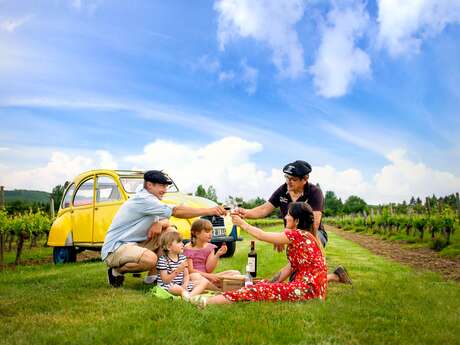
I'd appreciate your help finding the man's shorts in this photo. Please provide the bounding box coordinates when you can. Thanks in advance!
[318,229,328,247]
[105,238,157,268]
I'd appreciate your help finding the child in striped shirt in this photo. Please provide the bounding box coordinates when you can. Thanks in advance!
[156,231,208,300]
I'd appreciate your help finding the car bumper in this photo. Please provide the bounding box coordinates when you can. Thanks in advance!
[210,236,243,243]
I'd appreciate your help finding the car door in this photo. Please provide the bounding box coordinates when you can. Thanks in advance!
[93,175,124,243]
[72,177,95,244]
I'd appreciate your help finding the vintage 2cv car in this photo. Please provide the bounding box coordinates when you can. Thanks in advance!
[47,170,240,263]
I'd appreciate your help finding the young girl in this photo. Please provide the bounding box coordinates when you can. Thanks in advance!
[156,231,208,299]
[184,219,240,290]
[143,219,174,285]
[202,202,328,306]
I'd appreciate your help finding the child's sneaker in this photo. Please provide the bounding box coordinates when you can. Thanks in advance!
[181,291,191,301]
[190,295,207,308]
[143,274,158,285]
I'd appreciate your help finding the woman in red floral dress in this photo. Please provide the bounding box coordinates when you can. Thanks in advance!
[204,202,327,306]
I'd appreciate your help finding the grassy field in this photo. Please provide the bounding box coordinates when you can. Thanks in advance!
[1,226,460,345]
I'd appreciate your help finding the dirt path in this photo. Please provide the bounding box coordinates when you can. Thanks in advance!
[327,225,460,282]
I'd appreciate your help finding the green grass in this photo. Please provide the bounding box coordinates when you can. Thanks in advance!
[1,226,460,345]
[2,245,52,265]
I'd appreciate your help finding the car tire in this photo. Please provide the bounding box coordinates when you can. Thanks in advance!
[53,246,77,264]
[220,241,236,258]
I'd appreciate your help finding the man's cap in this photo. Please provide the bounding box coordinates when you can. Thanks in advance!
[283,160,312,177]
[144,170,173,185]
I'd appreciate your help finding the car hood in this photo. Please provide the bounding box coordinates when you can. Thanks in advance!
[162,192,218,208]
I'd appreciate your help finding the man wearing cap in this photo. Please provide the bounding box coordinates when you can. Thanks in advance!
[235,160,352,284]
[236,160,328,245]
[101,170,226,287]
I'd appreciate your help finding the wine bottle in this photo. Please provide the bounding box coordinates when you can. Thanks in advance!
[247,240,257,278]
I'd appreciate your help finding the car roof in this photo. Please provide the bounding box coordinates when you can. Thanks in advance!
[72,169,144,183]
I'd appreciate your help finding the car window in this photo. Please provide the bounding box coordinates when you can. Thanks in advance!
[96,175,121,203]
[73,178,94,207]
[61,183,75,209]
[120,177,179,194]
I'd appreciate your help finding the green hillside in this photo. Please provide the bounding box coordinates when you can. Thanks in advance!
[4,189,51,204]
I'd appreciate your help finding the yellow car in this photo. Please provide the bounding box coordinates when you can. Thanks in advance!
[47,169,240,264]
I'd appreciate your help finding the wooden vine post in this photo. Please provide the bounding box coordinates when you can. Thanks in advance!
[426,197,435,239]
[456,192,460,218]
[50,197,55,219]
[0,186,4,209]
[0,186,4,268]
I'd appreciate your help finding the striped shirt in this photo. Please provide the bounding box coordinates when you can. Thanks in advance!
[156,254,188,288]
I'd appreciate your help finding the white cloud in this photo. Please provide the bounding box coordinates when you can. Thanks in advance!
[196,56,258,94]
[377,0,460,57]
[195,55,221,73]
[70,0,102,14]
[0,147,10,152]
[0,15,33,32]
[1,139,459,205]
[241,59,258,94]
[0,151,112,192]
[214,0,306,78]
[320,121,393,156]
[313,149,460,204]
[125,136,282,200]
[312,165,370,200]
[0,137,283,200]
[218,70,235,82]
[309,1,371,98]
[373,149,460,202]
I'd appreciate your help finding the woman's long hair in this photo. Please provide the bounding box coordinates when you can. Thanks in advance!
[288,202,314,233]
[288,202,325,255]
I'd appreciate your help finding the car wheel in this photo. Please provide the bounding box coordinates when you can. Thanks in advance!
[53,246,77,264]
[220,241,236,258]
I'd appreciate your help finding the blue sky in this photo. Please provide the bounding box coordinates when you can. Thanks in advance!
[0,0,459,204]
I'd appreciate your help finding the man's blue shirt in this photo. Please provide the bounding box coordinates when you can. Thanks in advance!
[101,188,174,260]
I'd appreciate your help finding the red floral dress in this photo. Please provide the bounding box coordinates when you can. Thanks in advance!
[223,229,327,302]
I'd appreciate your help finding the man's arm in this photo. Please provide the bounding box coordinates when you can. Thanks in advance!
[239,202,275,219]
[172,205,226,219]
[313,211,322,233]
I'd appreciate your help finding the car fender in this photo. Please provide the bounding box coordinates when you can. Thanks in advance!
[47,211,73,247]
[169,217,192,240]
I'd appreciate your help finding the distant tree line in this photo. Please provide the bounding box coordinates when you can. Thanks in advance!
[2,182,457,219]
[2,184,67,215]
[324,191,460,216]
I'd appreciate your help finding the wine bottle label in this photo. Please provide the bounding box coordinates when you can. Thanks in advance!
[247,257,256,272]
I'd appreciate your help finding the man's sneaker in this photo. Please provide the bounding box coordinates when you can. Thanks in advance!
[334,266,352,285]
[107,268,125,288]
[143,274,158,285]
